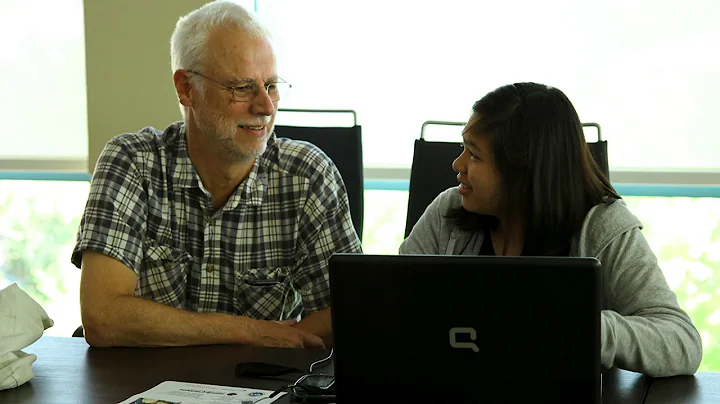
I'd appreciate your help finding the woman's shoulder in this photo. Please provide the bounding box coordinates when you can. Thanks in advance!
[587,198,642,228]
[432,186,464,213]
[400,187,465,255]
[577,198,644,254]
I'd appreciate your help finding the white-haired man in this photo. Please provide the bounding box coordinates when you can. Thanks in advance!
[72,1,360,348]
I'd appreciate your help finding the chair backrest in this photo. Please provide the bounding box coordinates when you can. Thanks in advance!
[404,122,610,238]
[583,123,609,180]
[273,109,364,240]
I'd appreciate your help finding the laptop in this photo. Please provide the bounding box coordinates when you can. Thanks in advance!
[329,254,601,404]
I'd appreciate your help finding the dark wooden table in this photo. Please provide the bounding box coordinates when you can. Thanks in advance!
[0,336,658,403]
[603,365,653,404]
[644,372,720,403]
[0,336,330,403]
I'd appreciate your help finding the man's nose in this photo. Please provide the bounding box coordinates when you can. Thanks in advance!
[251,87,275,116]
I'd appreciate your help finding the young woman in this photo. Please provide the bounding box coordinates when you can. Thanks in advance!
[400,82,702,377]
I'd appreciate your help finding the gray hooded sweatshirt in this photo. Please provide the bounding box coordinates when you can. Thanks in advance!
[399,187,702,377]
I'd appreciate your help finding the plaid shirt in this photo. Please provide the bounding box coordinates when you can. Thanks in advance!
[72,122,361,320]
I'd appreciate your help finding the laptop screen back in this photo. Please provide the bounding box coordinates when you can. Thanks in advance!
[329,254,601,404]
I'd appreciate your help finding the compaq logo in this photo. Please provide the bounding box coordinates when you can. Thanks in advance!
[449,327,479,353]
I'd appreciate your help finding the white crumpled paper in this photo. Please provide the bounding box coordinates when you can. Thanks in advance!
[0,283,54,390]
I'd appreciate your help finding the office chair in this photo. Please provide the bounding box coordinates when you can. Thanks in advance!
[274,109,364,241]
[583,123,609,180]
[403,121,610,238]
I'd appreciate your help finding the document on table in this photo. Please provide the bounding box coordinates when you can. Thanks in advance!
[118,381,285,404]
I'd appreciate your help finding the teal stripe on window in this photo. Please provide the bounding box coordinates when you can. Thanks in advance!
[0,172,91,181]
[364,179,410,191]
[614,184,720,198]
[364,179,720,198]
[1,172,718,198]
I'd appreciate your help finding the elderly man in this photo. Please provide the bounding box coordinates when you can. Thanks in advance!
[72,1,361,348]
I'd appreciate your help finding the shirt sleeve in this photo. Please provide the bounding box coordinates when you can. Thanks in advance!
[599,227,703,377]
[71,139,147,273]
[292,160,362,314]
[398,191,445,255]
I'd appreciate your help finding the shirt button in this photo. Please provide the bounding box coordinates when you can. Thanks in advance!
[207,265,215,273]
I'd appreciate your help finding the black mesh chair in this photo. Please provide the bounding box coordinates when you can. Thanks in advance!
[273,109,364,240]
[404,121,610,238]
[404,121,465,238]
[583,123,609,180]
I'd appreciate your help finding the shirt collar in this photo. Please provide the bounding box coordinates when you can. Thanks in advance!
[162,122,199,189]
[229,133,276,208]
[168,122,276,208]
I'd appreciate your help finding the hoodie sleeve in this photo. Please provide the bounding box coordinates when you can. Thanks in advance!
[399,187,468,254]
[398,191,444,255]
[598,227,703,377]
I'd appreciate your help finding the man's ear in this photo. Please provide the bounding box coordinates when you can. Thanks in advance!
[174,70,194,107]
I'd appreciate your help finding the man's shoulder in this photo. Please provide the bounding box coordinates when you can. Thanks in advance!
[95,122,185,183]
[269,136,336,181]
[105,122,184,158]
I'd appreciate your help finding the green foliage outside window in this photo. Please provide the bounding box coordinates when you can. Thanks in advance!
[1,184,719,372]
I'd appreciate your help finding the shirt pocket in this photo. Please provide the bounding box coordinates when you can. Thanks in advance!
[236,266,299,320]
[138,241,193,309]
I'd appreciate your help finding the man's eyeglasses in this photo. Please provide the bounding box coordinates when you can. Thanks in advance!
[187,70,291,102]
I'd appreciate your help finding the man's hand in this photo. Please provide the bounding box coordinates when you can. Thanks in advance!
[274,319,298,326]
[254,320,325,348]
[292,308,333,346]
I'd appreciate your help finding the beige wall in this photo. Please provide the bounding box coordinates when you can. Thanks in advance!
[84,0,208,173]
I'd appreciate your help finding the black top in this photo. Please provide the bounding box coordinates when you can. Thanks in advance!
[479,226,496,255]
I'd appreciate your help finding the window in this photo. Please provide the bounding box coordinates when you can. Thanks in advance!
[258,0,720,175]
[0,180,89,337]
[4,186,719,372]
[0,0,88,171]
[2,0,718,376]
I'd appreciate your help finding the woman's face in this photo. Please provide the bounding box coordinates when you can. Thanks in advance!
[452,116,502,216]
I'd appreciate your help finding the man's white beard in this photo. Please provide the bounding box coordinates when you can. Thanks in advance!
[195,106,272,162]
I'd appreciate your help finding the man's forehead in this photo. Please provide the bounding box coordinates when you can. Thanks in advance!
[204,26,277,79]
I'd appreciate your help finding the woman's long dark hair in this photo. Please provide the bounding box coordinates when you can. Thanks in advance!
[450,82,620,256]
